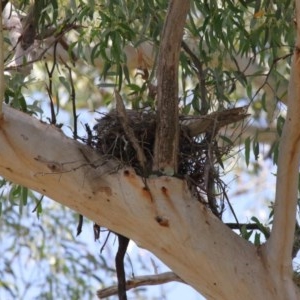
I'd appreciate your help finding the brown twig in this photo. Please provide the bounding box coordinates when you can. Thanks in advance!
[45,41,59,125]
[76,214,83,236]
[65,65,77,138]
[97,272,184,299]
[181,106,249,138]
[115,90,147,171]
[115,235,130,300]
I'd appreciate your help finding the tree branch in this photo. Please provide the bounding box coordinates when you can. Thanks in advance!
[181,106,249,138]
[263,3,300,296]
[153,0,190,175]
[0,105,299,299]
[97,272,184,299]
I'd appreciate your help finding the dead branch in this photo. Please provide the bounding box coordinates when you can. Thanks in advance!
[97,272,184,299]
[153,0,190,175]
[115,235,130,300]
[181,106,249,138]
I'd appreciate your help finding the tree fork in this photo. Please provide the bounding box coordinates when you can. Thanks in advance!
[0,105,299,299]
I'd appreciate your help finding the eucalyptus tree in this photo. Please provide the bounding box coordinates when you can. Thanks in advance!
[0,0,299,299]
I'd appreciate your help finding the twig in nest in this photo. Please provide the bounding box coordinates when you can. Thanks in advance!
[97,271,183,299]
[115,90,147,171]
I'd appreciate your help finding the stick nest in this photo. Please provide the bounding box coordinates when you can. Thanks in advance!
[87,108,247,218]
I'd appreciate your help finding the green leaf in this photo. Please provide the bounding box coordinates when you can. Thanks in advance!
[59,76,71,94]
[21,187,28,206]
[240,225,252,240]
[254,232,261,246]
[251,216,270,239]
[245,136,251,166]
[117,64,123,91]
[276,115,285,136]
[219,135,234,146]
[253,140,259,161]
[123,64,131,84]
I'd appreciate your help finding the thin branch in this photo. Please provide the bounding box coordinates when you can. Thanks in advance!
[76,214,83,236]
[44,41,59,125]
[181,40,209,114]
[31,195,44,213]
[153,0,190,175]
[226,223,266,231]
[222,186,242,233]
[115,235,129,300]
[93,223,101,241]
[115,90,147,171]
[66,65,77,139]
[97,272,184,299]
